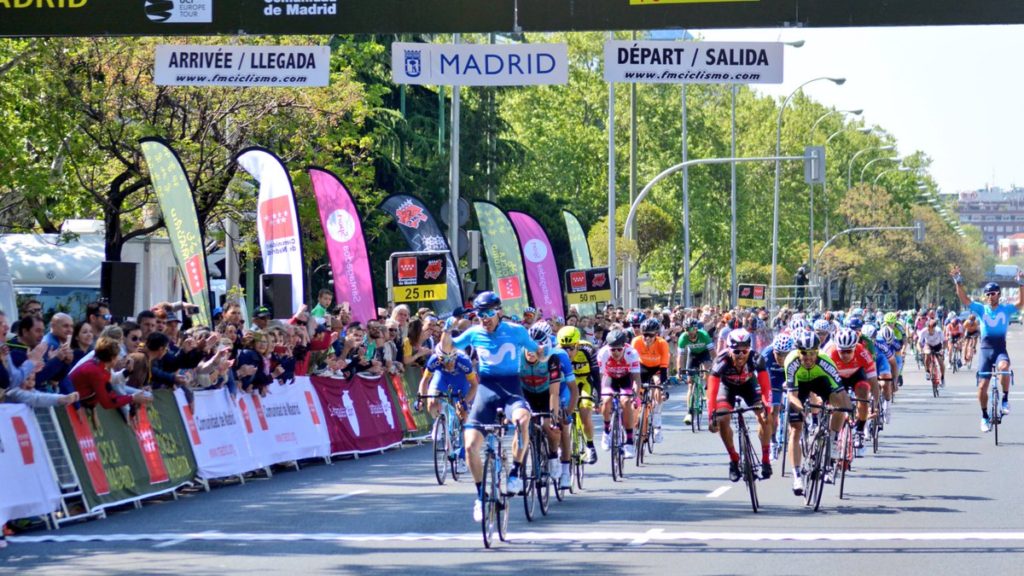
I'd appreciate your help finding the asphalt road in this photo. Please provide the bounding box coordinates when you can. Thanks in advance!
[5,328,1024,575]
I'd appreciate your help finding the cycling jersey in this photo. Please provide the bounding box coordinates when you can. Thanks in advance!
[963,318,980,336]
[707,350,771,418]
[969,301,1017,344]
[858,333,877,356]
[826,343,877,390]
[632,335,670,368]
[597,345,641,395]
[424,353,476,397]
[783,350,843,402]
[677,330,713,354]
[519,353,562,395]
[452,321,537,376]
[917,329,944,348]
[874,338,894,377]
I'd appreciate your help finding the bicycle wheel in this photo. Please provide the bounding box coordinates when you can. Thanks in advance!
[432,414,448,486]
[574,422,586,492]
[838,424,851,500]
[696,382,706,431]
[540,434,555,509]
[611,411,622,482]
[992,385,1001,446]
[449,417,463,482]
[779,404,791,477]
[481,454,497,548]
[871,399,881,454]
[569,420,583,493]
[812,435,830,511]
[497,452,511,542]
[645,398,656,456]
[636,402,648,467]
[740,426,759,513]
[688,385,698,433]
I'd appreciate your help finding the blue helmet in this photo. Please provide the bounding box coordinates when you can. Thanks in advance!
[846,317,864,331]
[473,291,502,310]
[984,282,1001,294]
[772,333,795,354]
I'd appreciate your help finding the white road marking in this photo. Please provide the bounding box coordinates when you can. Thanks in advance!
[628,528,664,546]
[16,530,1024,545]
[326,489,370,502]
[706,486,731,498]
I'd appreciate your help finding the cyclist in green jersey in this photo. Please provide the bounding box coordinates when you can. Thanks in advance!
[784,330,852,496]
[677,318,713,426]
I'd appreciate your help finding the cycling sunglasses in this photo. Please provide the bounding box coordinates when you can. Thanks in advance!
[477,308,499,319]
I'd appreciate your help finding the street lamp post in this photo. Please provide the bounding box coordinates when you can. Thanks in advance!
[770,76,845,312]
[859,156,900,183]
[847,145,895,190]
[873,166,911,185]
[821,126,872,242]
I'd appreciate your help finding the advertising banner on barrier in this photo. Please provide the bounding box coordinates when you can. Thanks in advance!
[238,379,331,466]
[0,405,61,525]
[604,41,784,84]
[309,375,403,455]
[509,211,565,318]
[56,391,197,511]
[175,387,261,479]
[563,210,596,317]
[392,42,568,86]
[237,147,306,317]
[308,167,378,324]
[154,45,331,87]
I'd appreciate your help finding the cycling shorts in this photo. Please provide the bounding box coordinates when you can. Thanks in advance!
[688,350,711,370]
[577,375,595,410]
[978,342,1011,380]
[713,382,763,415]
[771,388,784,407]
[523,389,569,416]
[793,376,842,403]
[466,375,529,429]
[840,375,870,393]
[895,355,904,373]
[640,365,667,386]
[927,344,943,355]
[601,375,635,397]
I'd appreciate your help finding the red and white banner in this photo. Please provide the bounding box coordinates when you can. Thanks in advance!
[0,405,61,525]
[237,147,306,317]
[244,378,331,466]
[309,374,403,456]
[174,388,261,480]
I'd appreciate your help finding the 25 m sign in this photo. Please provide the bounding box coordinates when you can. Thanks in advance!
[389,251,449,303]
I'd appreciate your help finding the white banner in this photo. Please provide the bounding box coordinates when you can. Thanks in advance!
[0,405,61,525]
[237,148,306,316]
[392,42,568,86]
[240,378,331,467]
[175,387,261,480]
[604,41,783,84]
[154,45,330,87]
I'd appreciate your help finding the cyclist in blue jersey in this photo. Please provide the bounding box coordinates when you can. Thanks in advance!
[447,291,539,522]
[952,265,1024,432]
[416,345,478,418]
[761,333,795,457]
[519,322,575,488]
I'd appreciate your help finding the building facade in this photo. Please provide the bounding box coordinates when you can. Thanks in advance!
[956,187,1024,255]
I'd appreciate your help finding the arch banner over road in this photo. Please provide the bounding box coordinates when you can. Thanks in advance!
[3,0,1024,37]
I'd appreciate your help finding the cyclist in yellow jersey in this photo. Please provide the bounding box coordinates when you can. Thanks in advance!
[557,326,600,465]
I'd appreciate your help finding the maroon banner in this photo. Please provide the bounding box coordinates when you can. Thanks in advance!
[310,375,403,455]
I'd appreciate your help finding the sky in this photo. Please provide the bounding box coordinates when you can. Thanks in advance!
[694,25,1024,195]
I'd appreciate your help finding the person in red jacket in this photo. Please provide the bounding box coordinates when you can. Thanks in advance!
[70,337,152,411]
[707,329,773,482]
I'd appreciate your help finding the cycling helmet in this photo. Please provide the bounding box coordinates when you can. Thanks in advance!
[528,322,553,344]
[813,319,831,333]
[835,328,859,350]
[606,329,629,348]
[727,328,752,349]
[794,330,821,351]
[640,318,661,335]
[683,318,699,330]
[864,314,877,325]
[789,317,809,332]
[434,343,458,363]
[850,307,864,318]
[557,326,581,347]
[772,333,795,354]
[861,324,878,340]
[523,306,537,316]
[473,291,502,311]
[627,311,646,326]
[846,317,864,331]
[879,325,895,344]
[883,312,898,325]
[984,282,1001,294]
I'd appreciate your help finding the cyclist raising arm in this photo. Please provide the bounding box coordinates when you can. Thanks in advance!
[952,265,1024,431]
[448,291,539,522]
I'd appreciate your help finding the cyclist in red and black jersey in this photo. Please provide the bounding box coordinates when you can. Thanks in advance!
[707,329,773,482]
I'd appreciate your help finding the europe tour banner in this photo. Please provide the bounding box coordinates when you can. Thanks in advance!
[237,147,306,316]
[56,390,198,511]
[379,194,463,317]
[308,168,378,324]
[562,210,596,317]
[139,138,212,326]
[508,211,565,318]
[474,201,529,319]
